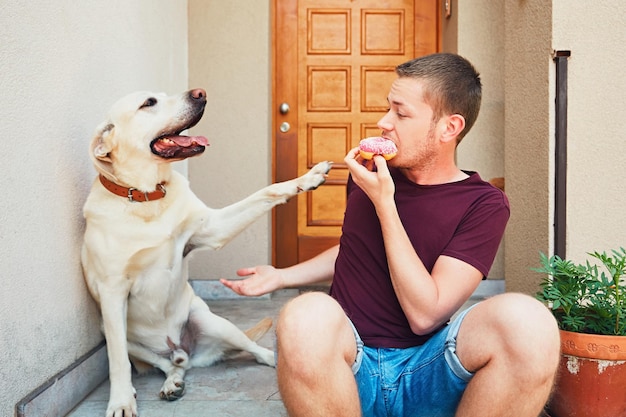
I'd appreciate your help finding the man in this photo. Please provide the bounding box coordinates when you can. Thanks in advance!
[221,53,560,417]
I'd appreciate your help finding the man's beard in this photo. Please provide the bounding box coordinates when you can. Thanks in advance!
[391,123,439,171]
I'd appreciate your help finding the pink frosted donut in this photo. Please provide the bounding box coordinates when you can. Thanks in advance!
[358,137,397,160]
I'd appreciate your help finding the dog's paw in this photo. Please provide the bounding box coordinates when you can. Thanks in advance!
[159,376,186,401]
[106,385,137,417]
[297,161,332,192]
[105,395,137,417]
[253,346,276,367]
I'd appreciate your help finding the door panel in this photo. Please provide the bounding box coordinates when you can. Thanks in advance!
[273,0,438,267]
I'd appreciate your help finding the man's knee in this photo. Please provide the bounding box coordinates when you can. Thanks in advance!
[509,294,560,374]
[461,293,560,374]
[495,293,559,347]
[276,291,355,362]
[278,292,342,332]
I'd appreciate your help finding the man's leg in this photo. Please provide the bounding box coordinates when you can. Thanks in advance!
[454,293,560,417]
[276,292,361,417]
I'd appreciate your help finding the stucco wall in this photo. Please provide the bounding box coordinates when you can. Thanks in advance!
[441,1,506,279]
[504,1,626,293]
[188,0,272,281]
[503,1,554,293]
[551,1,626,261]
[455,1,505,183]
[0,1,188,415]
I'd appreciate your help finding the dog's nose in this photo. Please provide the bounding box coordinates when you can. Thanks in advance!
[190,88,206,100]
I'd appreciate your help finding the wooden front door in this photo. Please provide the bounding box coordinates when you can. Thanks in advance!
[272,0,439,268]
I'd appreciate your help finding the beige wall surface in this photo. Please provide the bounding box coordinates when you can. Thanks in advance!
[451,0,506,279]
[455,0,505,183]
[503,1,626,293]
[0,1,188,415]
[552,1,626,262]
[503,1,554,293]
[188,0,272,281]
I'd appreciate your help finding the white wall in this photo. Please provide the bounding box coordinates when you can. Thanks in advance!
[188,0,272,281]
[456,1,506,279]
[440,1,506,279]
[552,1,626,261]
[455,1,505,183]
[0,1,189,415]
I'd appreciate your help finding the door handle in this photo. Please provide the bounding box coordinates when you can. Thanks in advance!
[279,102,290,114]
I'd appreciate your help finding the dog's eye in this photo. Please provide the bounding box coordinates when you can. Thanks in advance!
[140,97,158,109]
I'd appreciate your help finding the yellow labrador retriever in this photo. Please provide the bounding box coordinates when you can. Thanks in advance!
[81,88,331,417]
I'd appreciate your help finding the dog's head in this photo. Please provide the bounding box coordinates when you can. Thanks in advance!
[90,89,208,179]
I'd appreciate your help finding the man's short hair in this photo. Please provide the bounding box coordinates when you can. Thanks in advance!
[396,53,482,143]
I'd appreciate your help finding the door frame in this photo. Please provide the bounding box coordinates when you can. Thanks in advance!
[272,0,299,267]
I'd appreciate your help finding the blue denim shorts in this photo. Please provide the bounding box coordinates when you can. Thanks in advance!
[350,305,476,417]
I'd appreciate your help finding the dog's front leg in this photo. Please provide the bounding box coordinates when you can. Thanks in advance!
[99,284,137,417]
[191,161,332,251]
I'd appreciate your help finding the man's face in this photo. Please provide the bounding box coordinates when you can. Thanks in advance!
[377,77,441,170]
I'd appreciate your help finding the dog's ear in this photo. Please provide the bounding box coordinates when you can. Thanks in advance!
[92,122,114,158]
[90,122,117,179]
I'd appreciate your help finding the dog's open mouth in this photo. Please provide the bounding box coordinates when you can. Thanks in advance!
[150,134,209,159]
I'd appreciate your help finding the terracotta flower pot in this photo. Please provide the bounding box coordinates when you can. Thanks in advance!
[548,330,626,417]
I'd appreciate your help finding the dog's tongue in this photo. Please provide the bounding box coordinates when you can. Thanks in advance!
[166,135,209,147]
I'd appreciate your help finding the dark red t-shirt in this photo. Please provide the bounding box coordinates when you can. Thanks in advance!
[330,169,510,348]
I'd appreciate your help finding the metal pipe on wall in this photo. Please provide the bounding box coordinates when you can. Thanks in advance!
[553,50,571,259]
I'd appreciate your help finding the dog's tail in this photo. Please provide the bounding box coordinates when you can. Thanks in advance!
[244,317,273,342]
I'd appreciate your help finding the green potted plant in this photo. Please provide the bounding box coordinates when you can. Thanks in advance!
[535,247,626,417]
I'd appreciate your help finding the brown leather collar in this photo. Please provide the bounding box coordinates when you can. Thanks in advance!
[99,175,166,202]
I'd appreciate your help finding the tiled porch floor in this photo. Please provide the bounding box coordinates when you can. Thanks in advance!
[67,285,502,417]
[67,290,296,417]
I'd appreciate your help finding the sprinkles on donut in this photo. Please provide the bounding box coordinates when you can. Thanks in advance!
[358,137,398,160]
